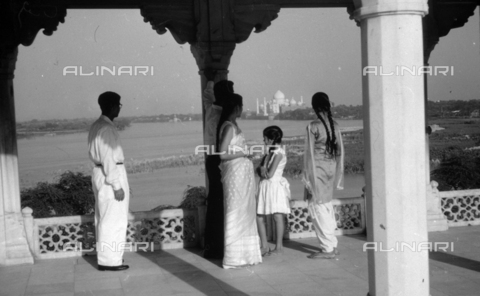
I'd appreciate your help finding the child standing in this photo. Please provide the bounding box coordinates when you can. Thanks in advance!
[256,126,291,256]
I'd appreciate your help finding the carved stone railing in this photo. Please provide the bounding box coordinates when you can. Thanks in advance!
[439,188,480,227]
[23,196,366,260]
[23,208,201,260]
[286,198,366,239]
[27,184,480,260]
[264,197,366,241]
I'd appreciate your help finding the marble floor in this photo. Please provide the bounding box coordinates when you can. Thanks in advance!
[1,226,480,296]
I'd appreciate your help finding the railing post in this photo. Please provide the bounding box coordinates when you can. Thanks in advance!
[427,181,448,231]
[197,205,206,248]
[21,207,34,255]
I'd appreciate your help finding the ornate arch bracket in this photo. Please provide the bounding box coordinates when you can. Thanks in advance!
[233,3,280,43]
[0,1,66,56]
[423,0,478,63]
[141,1,280,70]
[140,3,196,45]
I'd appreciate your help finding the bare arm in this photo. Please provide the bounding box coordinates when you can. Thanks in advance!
[335,128,345,190]
[218,125,247,160]
[263,152,282,179]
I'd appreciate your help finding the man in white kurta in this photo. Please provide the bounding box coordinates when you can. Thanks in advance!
[88,91,130,271]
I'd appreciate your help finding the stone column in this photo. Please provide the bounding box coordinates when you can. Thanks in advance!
[0,48,34,265]
[191,43,233,194]
[198,66,228,204]
[191,40,235,257]
[353,0,429,295]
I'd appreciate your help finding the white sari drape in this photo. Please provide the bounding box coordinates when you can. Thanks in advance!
[219,122,261,268]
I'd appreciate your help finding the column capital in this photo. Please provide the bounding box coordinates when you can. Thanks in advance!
[353,0,428,21]
[190,42,236,72]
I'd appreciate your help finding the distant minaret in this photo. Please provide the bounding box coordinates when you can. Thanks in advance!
[263,97,268,116]
[300,96,304,105]
[256,98,259,115]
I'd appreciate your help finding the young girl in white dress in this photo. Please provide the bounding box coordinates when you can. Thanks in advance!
[256,126,291,256]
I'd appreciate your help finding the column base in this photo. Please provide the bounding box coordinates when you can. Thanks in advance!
[0,213,34,266]
[427,213,449,232]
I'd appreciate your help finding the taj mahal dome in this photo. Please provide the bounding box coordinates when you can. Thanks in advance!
[256,90,306,116]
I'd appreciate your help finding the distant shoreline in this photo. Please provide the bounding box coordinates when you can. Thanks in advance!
[16,120,363,139]
[17,129,85,139]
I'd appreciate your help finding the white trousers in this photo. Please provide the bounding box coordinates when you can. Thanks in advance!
[92,166,130,266]
[307,201,338,253]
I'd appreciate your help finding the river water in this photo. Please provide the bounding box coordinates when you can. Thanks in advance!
[18,119,365,210]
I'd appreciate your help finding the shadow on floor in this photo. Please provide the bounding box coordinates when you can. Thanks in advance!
[429,251,480,272]
[282,239,320,254]
[344,234,367,242]
[136,247,249,295]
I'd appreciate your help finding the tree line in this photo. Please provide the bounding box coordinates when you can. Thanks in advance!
[275,99,480,120]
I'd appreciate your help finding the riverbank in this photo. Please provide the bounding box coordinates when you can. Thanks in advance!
[126,166,365,212]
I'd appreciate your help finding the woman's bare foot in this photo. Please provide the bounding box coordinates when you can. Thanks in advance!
[307,250,335,259]
[268,248,284,256]
[261,247,270,257]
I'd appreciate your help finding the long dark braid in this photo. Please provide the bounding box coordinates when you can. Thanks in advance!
[326,109,338,155]
[313,108,332,154]
[216,93,243,152]
[311,92,338,157]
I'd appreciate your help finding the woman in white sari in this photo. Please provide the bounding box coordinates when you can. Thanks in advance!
[303,92,344,259]
[217,93,262,269]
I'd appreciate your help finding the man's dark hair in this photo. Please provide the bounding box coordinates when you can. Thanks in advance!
[216,92,242,150]
[98,91,121,114]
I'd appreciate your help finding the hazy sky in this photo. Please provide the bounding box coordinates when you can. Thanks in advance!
[15,8,480,121]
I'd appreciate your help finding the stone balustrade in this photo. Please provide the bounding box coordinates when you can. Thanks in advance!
[439,188,480,227]
[21,196,367,259]
[22,208,200,260]
[21,186,480,260]
[285,198,366,239]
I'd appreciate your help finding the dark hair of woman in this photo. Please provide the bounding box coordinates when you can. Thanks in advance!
[216,93,243,152]
[311,92,338,157]
[213,80,234,107]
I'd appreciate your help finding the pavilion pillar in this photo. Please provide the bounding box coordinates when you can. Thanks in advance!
[0,48,34,266]
[191,41,235,252]
[353,0,429,295]
[191,41,235,194]
[198,67,228,196]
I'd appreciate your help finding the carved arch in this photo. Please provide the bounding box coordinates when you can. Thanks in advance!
[0,1,66,55]
[140,3,196,45]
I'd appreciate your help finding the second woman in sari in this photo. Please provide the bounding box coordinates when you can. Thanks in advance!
[217,93,262,269]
